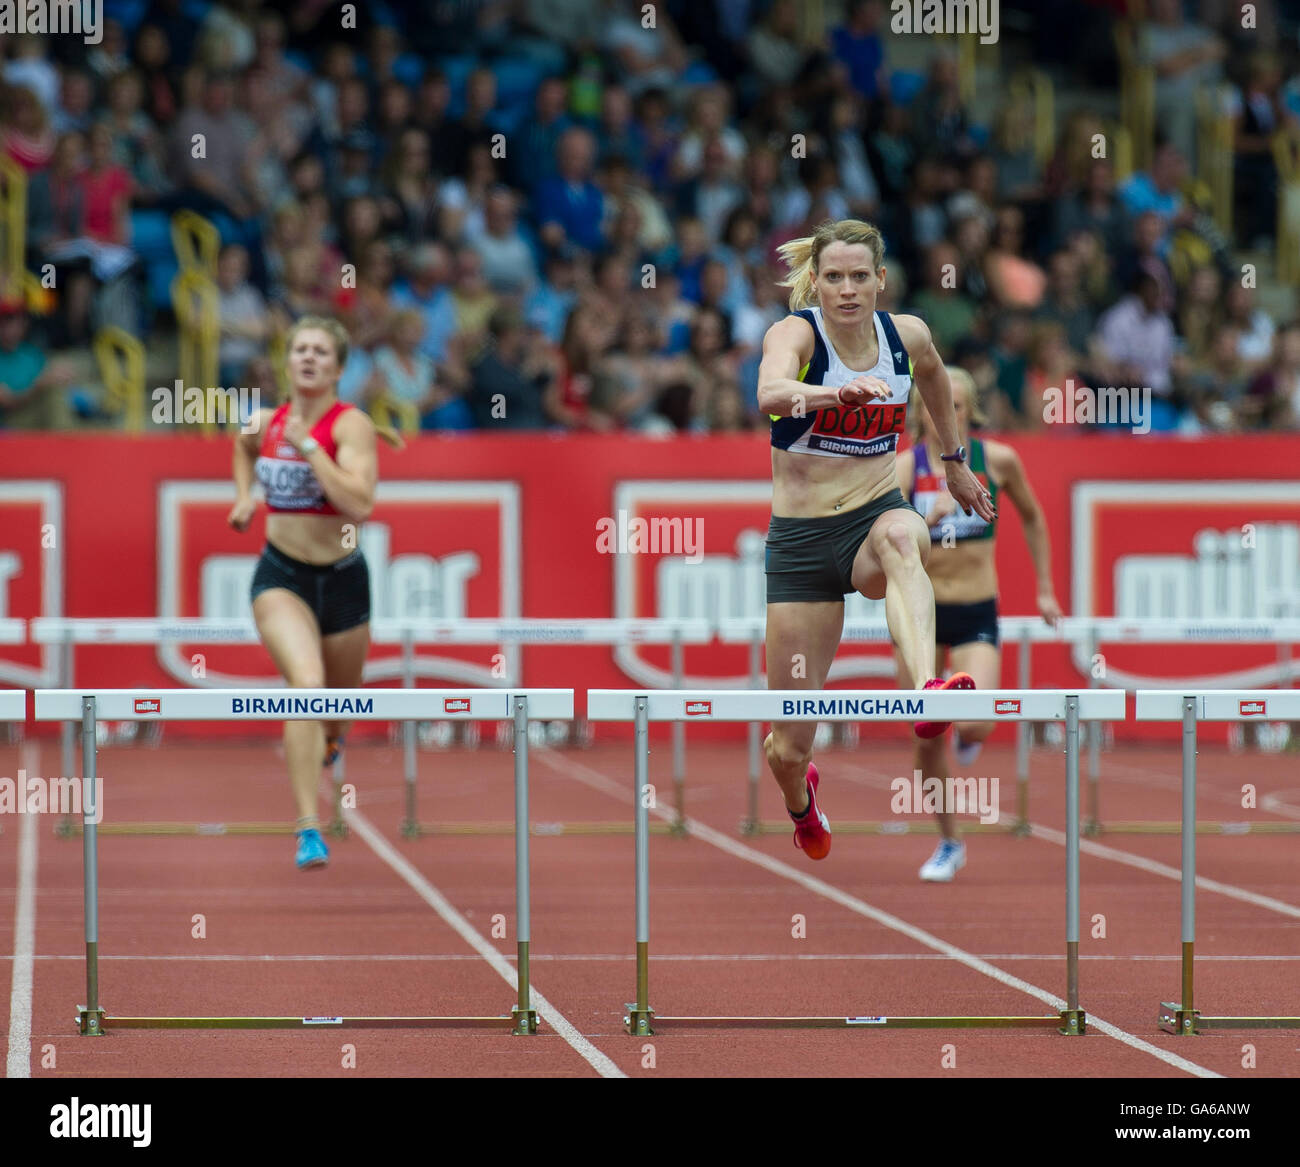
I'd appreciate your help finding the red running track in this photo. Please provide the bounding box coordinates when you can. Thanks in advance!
[1,731,1297,1078]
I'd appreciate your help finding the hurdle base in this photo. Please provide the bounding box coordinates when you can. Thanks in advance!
[406,820,676,837]
[1091,820,1300,835]
[748,820,1021,836]
[1058,1008,1087,1036]
[737,818,759,837]
[1159,1002,1200,1035]
[399,817,420,839]
[1083,820,1102,838]
[79,1014,521,1031]
[77,1006,106,1036]
[631,1014,1071,1030]
[511,1006,539,1036]
[624,1004,656,1036]
[326,817,349,839]
[1010,818,1031,838]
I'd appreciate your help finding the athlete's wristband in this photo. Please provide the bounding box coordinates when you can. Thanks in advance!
[299,436,321,457]
[836,386,851,406]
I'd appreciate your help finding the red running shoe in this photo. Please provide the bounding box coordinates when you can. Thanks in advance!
[914,672,976,739]
[790,762,831,860]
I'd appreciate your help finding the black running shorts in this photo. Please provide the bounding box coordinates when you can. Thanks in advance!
[249,543,371,636]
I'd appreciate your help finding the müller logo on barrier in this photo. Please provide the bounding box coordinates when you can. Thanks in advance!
[1240,700,1267,716]
[684,700,712,716]
[133,698,161,714]
[995,699,1021,715]
[444,697,472,714]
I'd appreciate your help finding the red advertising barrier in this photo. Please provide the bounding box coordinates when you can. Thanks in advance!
[3,432,1300,741]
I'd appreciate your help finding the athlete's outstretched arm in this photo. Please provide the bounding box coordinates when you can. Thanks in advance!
[990,441,1062,625]
[896,315,994,522]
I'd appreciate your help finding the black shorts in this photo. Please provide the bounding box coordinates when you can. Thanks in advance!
[935,597,1000,649]
[765,489,921,603]
[250,543,371,636]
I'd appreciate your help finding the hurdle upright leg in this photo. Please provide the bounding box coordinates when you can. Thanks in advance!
[400,630,418,837]
[742,629,762,834]
[78,697,105,1036]
[511,696,538,1035]
[1014,626,1031,835]
[56,639,76,836]
[626,697,655,1035]
[1161,698,1200,1035]
[1084,628,1102,835]
[670,632,686,835]
[1059,696,1085,1034]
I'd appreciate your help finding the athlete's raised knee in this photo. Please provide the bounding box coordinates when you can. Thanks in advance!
[765,729,812,776]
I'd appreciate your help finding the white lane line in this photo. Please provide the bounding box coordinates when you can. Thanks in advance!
[542,750,1222,1080]
[9,952,1300,963]
[343,806,625,1079]
[831,755,1300,920]
[6,741,39,1079]
[1027,823,1300,919]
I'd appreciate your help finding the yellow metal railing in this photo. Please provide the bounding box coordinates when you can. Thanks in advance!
[1009,68,1055,167]
[369,394,419,433]
[93,326,147,432]
[170,268,223,433]
[170,210,219,278]
[1109,122,1134,182]
[0,156,26,287]
[1197,85,1234,237]
[1115,21,1155,174]
[1276,125,1300,285]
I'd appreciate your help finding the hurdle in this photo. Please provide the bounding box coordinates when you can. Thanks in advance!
[588,687,1125,1035]
[33,686,573,1036]
[1136,689,1300,1035]
[31,617,709,838]
[719,617,1300,838]
[0,691,25,812]
[369,618,711,837]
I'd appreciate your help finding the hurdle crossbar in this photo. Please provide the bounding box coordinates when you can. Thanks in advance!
[1136,689,1300,1035]
[34,686,574,1036]
[0,690,25,720]
[588,687,1125,1035]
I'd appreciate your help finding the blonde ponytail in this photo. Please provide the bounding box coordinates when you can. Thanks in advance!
[777,219,887,310]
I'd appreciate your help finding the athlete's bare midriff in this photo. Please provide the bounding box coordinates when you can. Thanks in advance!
[925,537,998,605]
[265,513,358,566]
[770,446,902,518]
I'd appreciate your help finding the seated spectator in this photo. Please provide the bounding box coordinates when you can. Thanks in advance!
[597,84,645,173]
[591,313,683,431]
[989,99,1043,203]
[598,154,675,262]
[867,100,914,207]
[28,129,136,347]
[441,67,504,177]
[1244,321,1300,429]
[133,22,179,127]
[706,380,758,432]
[672,85,747,182]
[390,242,460,363]
[832,0,888,100]
[524,248,582,346]
[632,87,680,196]
[0,299,74,428]
[370,308,442,419]
[825,91,880,220]
[1092,272,1179,431]
[1175,265,1223,363]
[1053,158,1131,259]
[448,246,499,358]
[4,34,59,114]
[605,3,689,96]
[311,42,360,140]
[536,128,606,257]
[216,244,271,387]
[1223,282,1276,376]
[378,126,439,246]
[1114,210,1176,315]
[675,135,745,245]
[1023,321,1090,433]
[87,19,131,86]
[507,76,571,192]
[984,205,1046,310]
[333,128,383,202]
[545,305,617,431]
[271,244,337,326]
[911,241,979,357]
[1035,248,1097,358]
[1179,323,1251,431]
[53,70,95,135]
[444,307,554,429]
[102,71,172,204]
[747,0,807,90]
[168,71,259,218]
[469,186,539,301]
[0,82,55,173]
[989,310,1033,418]
[341,240,399,352]
[437,142,502,246]
[911,53,976,161]
[946,155,999,236]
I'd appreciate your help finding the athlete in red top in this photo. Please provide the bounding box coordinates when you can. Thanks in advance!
[228,316,381,869]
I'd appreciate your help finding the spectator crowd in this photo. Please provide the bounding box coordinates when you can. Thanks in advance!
[1,0,1299,434]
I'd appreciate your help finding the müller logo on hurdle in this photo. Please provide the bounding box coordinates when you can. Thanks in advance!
[133,698,161,715]
[684,700,712,716]
[444,697,472,714]
[1240,700,1267,716]
[995,699,1021,715]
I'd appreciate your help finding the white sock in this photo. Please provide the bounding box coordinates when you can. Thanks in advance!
[953,735,982,767]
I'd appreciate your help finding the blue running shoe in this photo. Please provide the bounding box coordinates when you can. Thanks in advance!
[295,828,329,870]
